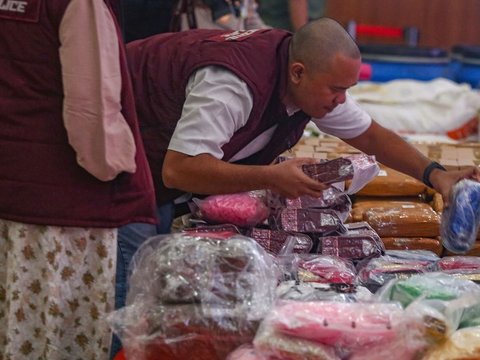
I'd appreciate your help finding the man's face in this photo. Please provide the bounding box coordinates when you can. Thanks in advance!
[287,53,361,118]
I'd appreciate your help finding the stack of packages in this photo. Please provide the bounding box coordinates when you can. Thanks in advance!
[294,135,446,255]
[349,164,443,256]
[107,139,480,359]
[185,154,386,272]
[238,272,480,360]
[108,233,278,360]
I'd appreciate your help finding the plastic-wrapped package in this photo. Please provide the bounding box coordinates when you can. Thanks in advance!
[271,208,345,234]
[349,299,452,360]
[363,204,441,237]
[191,191,270,227]
[255,300,440,360]
[111,304,260,360]
[247,228,313,256]
[345,154,380,195]
[382,237,443,256]
[316,223,385,261]
[355,253,436,293]
[296,254,357,285]
[266,182,341,207]
[375,272,480,338]
[436,256,480,271]
[254,322,340,360]
[441,268,480,284]
[266,301,407,354]
[354,165,428,197]
[301,157,354,184]
[351,197,425,222]
[276,281,372,303]
[422,326,480,360]
[384,249,440,263]
[183,224,242,239]
[109,233,278,360]
[275,186,353,222]
[441,179,480,254]
[375,272,480,308]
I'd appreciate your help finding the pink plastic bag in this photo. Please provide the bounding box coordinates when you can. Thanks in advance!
[192,192,270,227]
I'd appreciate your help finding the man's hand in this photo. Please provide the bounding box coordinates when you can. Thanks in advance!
[163,151,329,197]
[268,157,329,198]
[430,166,480,206]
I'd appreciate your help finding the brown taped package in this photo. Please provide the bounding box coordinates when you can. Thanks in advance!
[381,237,443,256]
[351,197,425,223]
[363,203,441,238]
[352,165,428,196]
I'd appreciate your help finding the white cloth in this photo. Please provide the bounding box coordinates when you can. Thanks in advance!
[168,66,372,161]
[349,78,480,134]
[60,0,137,181]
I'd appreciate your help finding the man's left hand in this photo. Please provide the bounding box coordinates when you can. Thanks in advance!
[430,166,480,206]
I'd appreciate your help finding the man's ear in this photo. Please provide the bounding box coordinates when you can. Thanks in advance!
[289,62,305,84]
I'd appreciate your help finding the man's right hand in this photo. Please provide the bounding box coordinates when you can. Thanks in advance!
[268,157,329,198]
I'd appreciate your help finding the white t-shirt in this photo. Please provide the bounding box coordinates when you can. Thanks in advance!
[168,66,372,162]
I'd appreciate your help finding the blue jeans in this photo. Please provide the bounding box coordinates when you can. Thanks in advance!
[110,202,174,359]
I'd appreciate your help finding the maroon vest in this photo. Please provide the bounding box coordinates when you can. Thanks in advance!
[0,0,156,227]
[127,29,311,204]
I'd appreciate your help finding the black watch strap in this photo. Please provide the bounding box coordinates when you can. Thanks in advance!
[422,161,446,188]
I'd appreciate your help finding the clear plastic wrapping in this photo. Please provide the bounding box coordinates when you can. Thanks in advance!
[350,198,425,223]
[301,157,355,184]
[436,255,480,271]
[275,280,372,303]
[253,300,423,359]
[441,179,480,254]
[379,272,480,335]
[381,237,443,256]
[355,251,438,292]
[109,233,278,360]
[363,204,441,237]
[183,224,242,239]
[316,222,385,261]
[271,208,345,234]
[247,228,313,255]
[296,254,357,285]
[282,186,348,209]
[271,186,353,222]
[422,326,480,360]
[345,154,380,195]
[255,299,451,360]
[375,272,480,308]
[354,165,428,197]
[254,322,340,360]
[191,191,270,227]
[300,154,379,194]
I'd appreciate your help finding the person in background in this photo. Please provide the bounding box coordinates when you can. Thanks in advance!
[124,17,480,238]
[118,0,177,42]
[170,0,269,31]
[259,0,326,31]
[0,1,156,359]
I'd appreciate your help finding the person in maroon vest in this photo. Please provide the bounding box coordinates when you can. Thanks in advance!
[0,1,156,359]
[124,18,479,233]
[115,17,480,355]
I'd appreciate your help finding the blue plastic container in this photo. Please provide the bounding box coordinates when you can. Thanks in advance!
[452,45,480,89]
[359,44,451,82]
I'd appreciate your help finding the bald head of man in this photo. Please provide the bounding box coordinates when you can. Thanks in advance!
[285,17,362,118]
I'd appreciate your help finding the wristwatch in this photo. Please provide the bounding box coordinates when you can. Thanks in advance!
[422,161,446,188]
